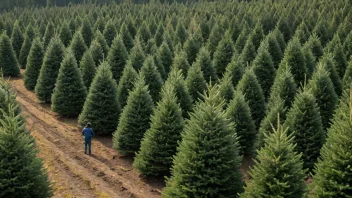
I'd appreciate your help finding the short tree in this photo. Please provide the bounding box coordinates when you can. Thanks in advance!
[194,47,218,83]
[18,35,32,69]
[0,33,20,77]
[24,38,44,90]
[186,64,207,102]
[107,35,129,82]
[117,62,138,109]
[213,31,235,78]
[140,56,163,102]
[80,50,96,90]
[11,21,24,59]
[70,31,87,64]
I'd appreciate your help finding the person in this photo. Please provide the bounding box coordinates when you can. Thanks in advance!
[82,122,95,155]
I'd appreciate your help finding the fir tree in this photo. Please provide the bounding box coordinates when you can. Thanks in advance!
[94,30,109,57]
[171,50,190,77]
[226,91,256,155]
[80,17,93,46]
[0,107,52,198]
[0,33,20,77]
[310,91,352,197]
[302,46,316,78]
[134,87,184,177]
[284,89,325,170]
[126,17,137,39]
[43,22,55,49]
[332,42,348,78]
[226,57,245,88]
[106,35,128,83]
[174,21,188,45]
[24,38,44,90]
[89,40,104,66]
[320,53,342,96]
[59,21,72,47]
[236,69,266,128]
[94,17,105,33]
[249,23,264,50]
[241,121,306,198]
[78,61,120,135]
[265,32,283,68]
[194,47,217,83]
[158,41,173,75]
[343,31,352,59]
[51,50,87,116]
[35,37,65,103]
[163,69,193,118]
[136,21,151,45]
[163,85,243,197]
[24,24,36,41]
[239,37,257,65]
[235,26,249,53]
[273,28,286,53]
[308,64,338,129]
[304,34,324,60]
[120,22,134,52]
[140,56,163,102]
[117,62,138,109]
[207,23,224,57]
[268,67,297,111]
[11,21,24,59]
[256,98,286,149]
[129,39,145,71]
[277,37,307,85]
[218,71,235,105]
[213,31,235,78]
[103,20,116,47]
[80,50,96,90]
[186,64,207,102]
[70,31,87,65]
[252,44,276,99]
[18,35,32,69]
[154,22,164,47]
[183,33,201,65]
[113,75,154,155]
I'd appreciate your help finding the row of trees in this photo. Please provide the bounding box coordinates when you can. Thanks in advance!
[0,0,350,197]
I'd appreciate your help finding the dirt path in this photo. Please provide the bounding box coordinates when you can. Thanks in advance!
[9,74,164,198]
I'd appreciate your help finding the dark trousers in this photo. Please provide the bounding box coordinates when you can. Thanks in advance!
[84,140,92,154]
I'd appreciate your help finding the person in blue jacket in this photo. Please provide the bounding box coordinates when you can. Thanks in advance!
[82,122,95,155]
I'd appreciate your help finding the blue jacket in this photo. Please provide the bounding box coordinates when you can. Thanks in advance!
[82,127,95,141]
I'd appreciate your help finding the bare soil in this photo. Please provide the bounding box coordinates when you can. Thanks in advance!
[8,71,254,198]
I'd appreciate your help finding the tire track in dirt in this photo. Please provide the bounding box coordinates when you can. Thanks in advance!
[10,76,163,198]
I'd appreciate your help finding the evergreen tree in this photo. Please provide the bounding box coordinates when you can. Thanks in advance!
[241,121,306,198]
[207,23,224,57]
[302,46,316,78]
[154,22,164,47]
[94,30,109,57]
[11,21,24,59]
[174,21,188,45]
[117,62,138,109]
[78,61,120,135]
[273,28,286,53]
[343,31,352,60]
[239,37,257,65]
[284,89,325,170]
[171,50,190,77]
[304,34,324,60]
[126,17,137,39]
[106,34,129,83]
[134,87,184,177]
[0,107,52,198]
[235,26,249,53]
[249,23,264,50]
[163,85,243,197]
[70,31,87,64]
[94,17,105,33]
[294,21,310,44]
[252,44,276,99]
[218,71,235,105]
[136,21,151,46]
[120,22,134,52]
[35,37,65,103]
[81,17,93,46]
[0,33,20,77]
[89,40,104,66]
[332,42,348,78]
[268,67,297,111]
[129,39,145,71]
[265,32,283,68]
[113,75,154,155]
[103,20,116,47]
[310,92,352,197]
[277,37,307,85]
[163,69,193,118]
[24,38,44,90]
[320,53,342,96]
[51,50,87,116]
[194,47,217,83]
[213,31,235,78]
[59,21,72,47]
[256,98,286,149]
[183,33,201,65]
[186,64,207,102]
[18,35,32,69]
[308,64,338,129]
[163,31,174,55]
[226,91,256,155]
[236,69,266,128]
[24,24,36,41]
[43,22,55,49]
[80,50,96,90]
[158,41,173,75]
[226,57,245,88]
[140,56,163,102]
[0,78,22,121]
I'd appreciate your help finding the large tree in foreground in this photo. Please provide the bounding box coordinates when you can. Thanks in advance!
[163,85,243,197]
[51,50,87,117]
[78,62,120,135]
[310,91,352,197]
[241,121,306,198]
[134,87,184,177]
[0,106,52,198]
[113,75,154,155]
